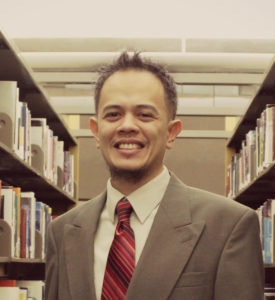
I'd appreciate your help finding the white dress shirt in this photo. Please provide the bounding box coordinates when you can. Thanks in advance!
[93,166,170,300]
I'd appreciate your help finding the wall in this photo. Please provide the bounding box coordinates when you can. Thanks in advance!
[78,115,227,200]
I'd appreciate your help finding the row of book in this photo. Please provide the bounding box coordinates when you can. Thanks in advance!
[0,180,52,259]
[0,280,44,300]
[0,80,75,197]
[31,117,75,197]
[257,199,275,264]
[226,104,275,198]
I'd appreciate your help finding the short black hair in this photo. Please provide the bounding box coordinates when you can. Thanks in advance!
[94,51,177,119]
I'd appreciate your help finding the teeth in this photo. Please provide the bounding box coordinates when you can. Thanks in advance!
[118,143,141,149]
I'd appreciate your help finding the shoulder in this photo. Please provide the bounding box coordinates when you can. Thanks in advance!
[49,191,106,230]
[186,184,254,217]
[168,172,256,222]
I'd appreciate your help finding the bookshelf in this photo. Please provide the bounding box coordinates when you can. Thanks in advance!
[231,163,275,208]
[225,55,275,286]
[0,29,79,280]
[226,57,275,208]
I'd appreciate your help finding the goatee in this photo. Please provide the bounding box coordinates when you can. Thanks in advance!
[109,166,148,184]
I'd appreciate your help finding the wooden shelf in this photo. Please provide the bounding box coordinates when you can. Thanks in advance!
[0,257,43,263]
[0,141,76,214]
[0,31,79,281]
[227,56,275,150]
[0,259,45,280]
[0,30,77,148]
[232,163,275,208]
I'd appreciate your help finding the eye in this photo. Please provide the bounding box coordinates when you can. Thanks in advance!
[139,112,155,121]
[108,112,119,117]
[104,111,121,120]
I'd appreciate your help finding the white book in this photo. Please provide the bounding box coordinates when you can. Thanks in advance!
[70,154,75,196]
[57,140,64,169]
[0,287,20,299]
[44,124,50,180]
[18,102,25,160]
[25,105,32,165]
[19,288,27,300]
[53,136,59,184]
[13,88,21,155]
[258,112,265,174]
[17,281,44,300]
[264,106,273,167]
[48,129,54,182]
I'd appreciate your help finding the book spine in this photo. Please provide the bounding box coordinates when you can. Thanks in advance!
[20,208,26,259]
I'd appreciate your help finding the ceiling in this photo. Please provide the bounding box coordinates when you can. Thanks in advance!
[12,37,275,116]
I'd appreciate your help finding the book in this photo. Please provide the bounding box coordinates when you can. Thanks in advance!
[256,200,275,263]
[20,207,27,259]
[226,104,275,198]
[264,283,275,299]
[17,280,44,300]
[19,287,27,300]
[0,179,2,219]
[21,192,36,259]
[13,187,21,258]
[0,287,20,299]
[35,201,52,259]
[0,280,16,287]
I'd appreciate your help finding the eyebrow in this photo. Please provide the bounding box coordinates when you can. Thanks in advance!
[102,105,121,114]
[102,104,159,114]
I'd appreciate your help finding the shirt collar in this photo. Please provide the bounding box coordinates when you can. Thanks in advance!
[106,166,170,224]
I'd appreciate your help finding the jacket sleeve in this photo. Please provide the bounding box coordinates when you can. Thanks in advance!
[214,209,264,300]
[45,221,59,300]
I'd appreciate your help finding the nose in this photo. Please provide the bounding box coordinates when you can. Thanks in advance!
[117,113,139,135]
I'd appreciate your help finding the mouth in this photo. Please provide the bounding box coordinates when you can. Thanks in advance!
[114,141,145,150]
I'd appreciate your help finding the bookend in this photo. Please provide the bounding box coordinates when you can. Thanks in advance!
[31,144,44,175]
[0,113,13,149]
[0,219,43,259]
[0,219,11,257]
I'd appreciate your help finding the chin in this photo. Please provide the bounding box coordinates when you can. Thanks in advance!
[109,164,148,182]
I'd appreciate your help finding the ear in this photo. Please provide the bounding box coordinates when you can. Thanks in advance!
[166,119,182,149]
[89,117,100,148]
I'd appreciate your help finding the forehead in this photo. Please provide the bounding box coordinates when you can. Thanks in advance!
[100,69,165,99]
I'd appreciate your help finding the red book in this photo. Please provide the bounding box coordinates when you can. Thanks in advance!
[0,280,16,286]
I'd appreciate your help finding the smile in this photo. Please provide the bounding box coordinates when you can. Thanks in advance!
[117,143,142,149]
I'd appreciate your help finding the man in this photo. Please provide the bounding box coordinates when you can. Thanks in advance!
[46,52,264,300]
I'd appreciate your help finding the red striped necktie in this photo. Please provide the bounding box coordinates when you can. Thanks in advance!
[101,198,135,300]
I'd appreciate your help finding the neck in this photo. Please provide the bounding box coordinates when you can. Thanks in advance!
[110,166,164,196]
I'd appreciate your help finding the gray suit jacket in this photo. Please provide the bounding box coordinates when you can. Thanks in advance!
[45,173,264,300]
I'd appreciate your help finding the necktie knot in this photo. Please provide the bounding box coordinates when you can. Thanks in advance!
[116,198,132,224]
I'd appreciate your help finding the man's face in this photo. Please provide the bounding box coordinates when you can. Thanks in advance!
[90,69,181,181]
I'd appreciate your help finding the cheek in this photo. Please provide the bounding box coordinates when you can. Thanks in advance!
[98,126,114,141]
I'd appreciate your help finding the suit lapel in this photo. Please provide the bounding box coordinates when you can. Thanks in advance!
[64,191,106,300]
[126,174,205,300]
